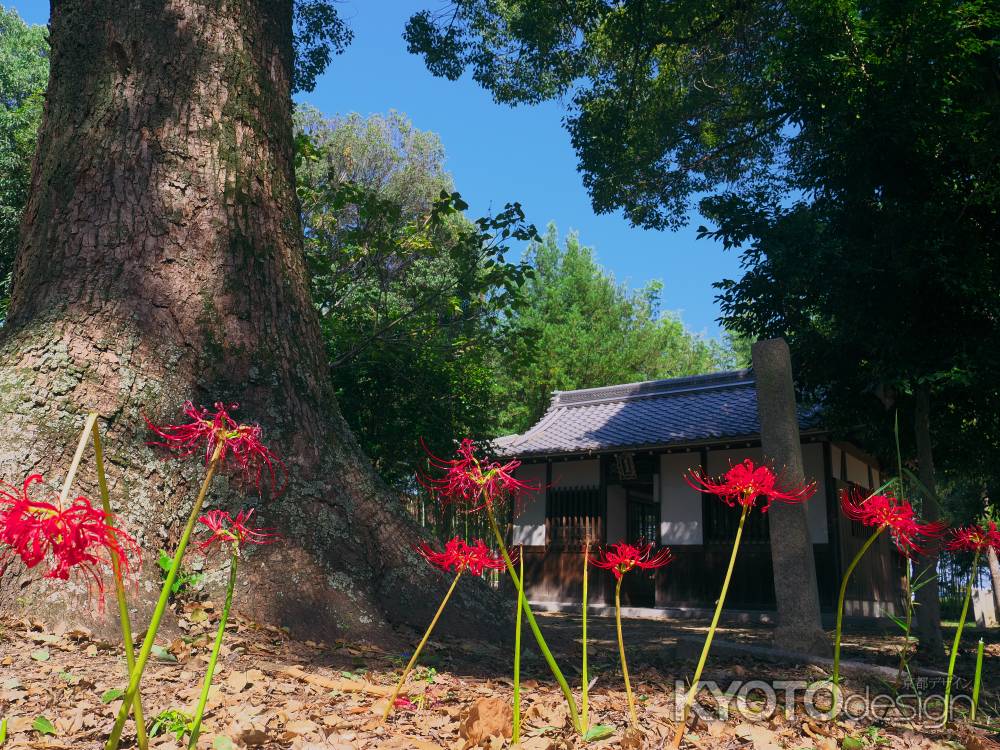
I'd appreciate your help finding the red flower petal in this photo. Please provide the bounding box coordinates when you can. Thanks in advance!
[945,522,1000,554]
[0,475,140,608]
[145,402,287,494]
[197,508,278,552]
[840,490,947,557]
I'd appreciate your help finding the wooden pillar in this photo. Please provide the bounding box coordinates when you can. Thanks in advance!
[753,338,830,655]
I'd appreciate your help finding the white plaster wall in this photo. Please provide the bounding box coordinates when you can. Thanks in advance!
[512,463,546,546]
[801,442,829,543]
[846,452,870,486]
[707,446,764,476]
[551,459,600,488]
[659,453,703,545]
[606,484,627,543]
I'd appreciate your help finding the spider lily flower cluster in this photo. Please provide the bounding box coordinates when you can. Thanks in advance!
[198,508,278,552]
[187,509,276,748]
[685,458,816,512]
[418,439,584,733]
[145,401,287,493]
[591,542,673,728]
[417,536,508,575]
[8,415,997,747]
[0,474,140,606]
[105,402,284,750]
[417,437,536,512]
[831,489,947,710]
[590,541,673,580]
[0,415,150,747]
[939,521,1000,723]
[672,459,816,747]
[841,490,948,557]
[384,535,509,721]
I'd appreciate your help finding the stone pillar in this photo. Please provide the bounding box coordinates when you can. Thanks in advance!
[753,338,830,655]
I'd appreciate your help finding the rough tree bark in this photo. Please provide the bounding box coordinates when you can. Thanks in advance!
[912,385,944,655]
[752,339,829,656]
[0,0,498,641]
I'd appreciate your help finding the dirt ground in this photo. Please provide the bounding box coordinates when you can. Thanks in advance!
[1,603,998,750]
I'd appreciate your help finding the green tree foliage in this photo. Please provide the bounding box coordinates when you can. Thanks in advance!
[295,109,535,484]
[292,1,352,93]
[496,225,732,433]
[405,0,1000,475]
[0,6,47,324]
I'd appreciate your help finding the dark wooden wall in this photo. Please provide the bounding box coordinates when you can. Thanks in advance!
[518,452,904,615]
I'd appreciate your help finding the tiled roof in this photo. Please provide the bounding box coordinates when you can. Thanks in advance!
[493,370,820,457]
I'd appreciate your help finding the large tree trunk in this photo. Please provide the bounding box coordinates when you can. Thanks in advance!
[912,385,944,656]
[0,0,497,642]
[752,339,829,656]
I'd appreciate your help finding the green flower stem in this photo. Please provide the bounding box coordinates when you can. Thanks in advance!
[615,577,638,728]
[896,561,914,687]
[485,505,582,734]
[382,568,463,721]
[943,551,979,725]
[581,544,590,732]
[971,638,984,722]
[513,553,525,744]
[106,444,224,750]
[832,526,884,716]
[188,547,239,748]
[673,505,750,749]
[91,417,149,750]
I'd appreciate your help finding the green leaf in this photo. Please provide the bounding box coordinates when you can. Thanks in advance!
[886,613,908,631]
[842,737,864,750]
[157,549,173,574]
[1,717,8,745]
[101,688,125,704]
[151,645,177,662]
[584,724,615,741]
[32,717,56,736]
[30,649,49,662]
[213,737,236,750]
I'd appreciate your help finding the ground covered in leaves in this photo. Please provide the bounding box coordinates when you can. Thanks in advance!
[1,602,998,750]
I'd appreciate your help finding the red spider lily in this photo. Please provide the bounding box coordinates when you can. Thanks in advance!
[418,438,539,512]
[145,401,286,494]
[685,459,816,512]
[0,475,140,605]
[945,522,1000,554]
[417,537,510,575]
[840,490,947,557]
[589,541,673,580]
[197,509,278,552]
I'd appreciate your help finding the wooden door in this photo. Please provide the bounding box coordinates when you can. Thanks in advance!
[623,486,659,607]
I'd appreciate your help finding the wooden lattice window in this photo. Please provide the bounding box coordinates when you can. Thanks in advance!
[703,496,770,544]
[546,486,603,551]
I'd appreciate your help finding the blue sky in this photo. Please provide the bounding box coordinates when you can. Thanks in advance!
[11,0,743,337]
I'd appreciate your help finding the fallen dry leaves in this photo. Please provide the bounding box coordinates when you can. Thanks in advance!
[0,608,995,750]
